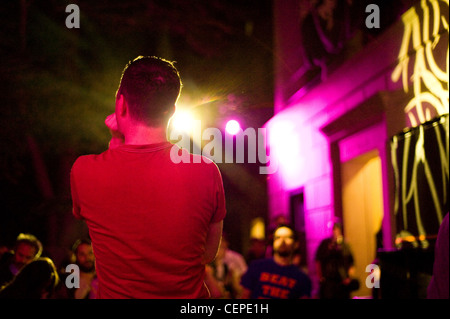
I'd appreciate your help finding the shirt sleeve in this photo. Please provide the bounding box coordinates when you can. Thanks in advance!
[210,164,226,223]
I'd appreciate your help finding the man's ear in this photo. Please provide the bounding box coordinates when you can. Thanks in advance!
[169,105,176,118]
[116,94,128,117]
[163,105,176,122]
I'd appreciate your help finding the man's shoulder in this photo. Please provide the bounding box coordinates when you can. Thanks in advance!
[72,151,109,168]
[316,237,332,252]
[71,155,89,172]
[71,152,109,180]
[319,237,332,245]
[73,152,99,161]
[174,147,219,166]
[172,147,223,177]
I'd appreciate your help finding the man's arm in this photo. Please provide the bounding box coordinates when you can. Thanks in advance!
[202,220,223,265]
[202,163,226,264]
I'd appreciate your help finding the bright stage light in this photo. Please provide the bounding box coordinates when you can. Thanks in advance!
[171,109,195,133]
[225,119,241,135]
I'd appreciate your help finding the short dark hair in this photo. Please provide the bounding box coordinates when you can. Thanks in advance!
[71,238,92,254]
[117,56,182,125]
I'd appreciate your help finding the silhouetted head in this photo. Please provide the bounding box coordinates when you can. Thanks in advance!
[0,257,60,299]
[116,56,182,127]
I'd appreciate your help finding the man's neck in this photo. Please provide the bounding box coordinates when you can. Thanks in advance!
[80,270,96,278]
[123,124,168,145]
[273,254,292,267]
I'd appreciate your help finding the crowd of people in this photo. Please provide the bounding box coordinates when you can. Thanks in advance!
[0,220,356,300]
[1,212,448,299]
[0,233,98,299]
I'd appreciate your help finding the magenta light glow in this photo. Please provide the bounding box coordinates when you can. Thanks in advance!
[267,119,305,188]
[225,119,241,135]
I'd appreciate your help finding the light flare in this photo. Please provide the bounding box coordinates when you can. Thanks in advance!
[225,119,241,135]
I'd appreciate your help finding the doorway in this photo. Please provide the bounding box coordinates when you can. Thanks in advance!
[341,149,384,297]
[290,190,308,272]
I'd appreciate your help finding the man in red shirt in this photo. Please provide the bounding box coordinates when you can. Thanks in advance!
[70,56,226,298]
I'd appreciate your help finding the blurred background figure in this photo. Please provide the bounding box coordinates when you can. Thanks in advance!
[427,213,449,299]
[315,221,358,299]
[265,214,291,258]
[56,238,98,299]
[206,233,247,298]
[0,257,59,299]
[0,233,43,287]
[292,245,308,275]
[0,245,8,259]
[246,238,267,265]
[69,238,97,299]
[240,225,312,299]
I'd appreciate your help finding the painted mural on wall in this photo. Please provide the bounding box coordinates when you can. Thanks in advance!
[390,0,449,249]
[391,0,449,128]
[391,114,448,249]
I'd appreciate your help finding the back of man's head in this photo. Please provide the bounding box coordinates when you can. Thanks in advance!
[117,56,182,125]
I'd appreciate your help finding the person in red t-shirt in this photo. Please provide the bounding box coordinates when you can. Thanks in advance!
[70,56,226,299]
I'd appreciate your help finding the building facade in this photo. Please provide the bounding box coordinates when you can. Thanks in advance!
[267,0,448,297]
